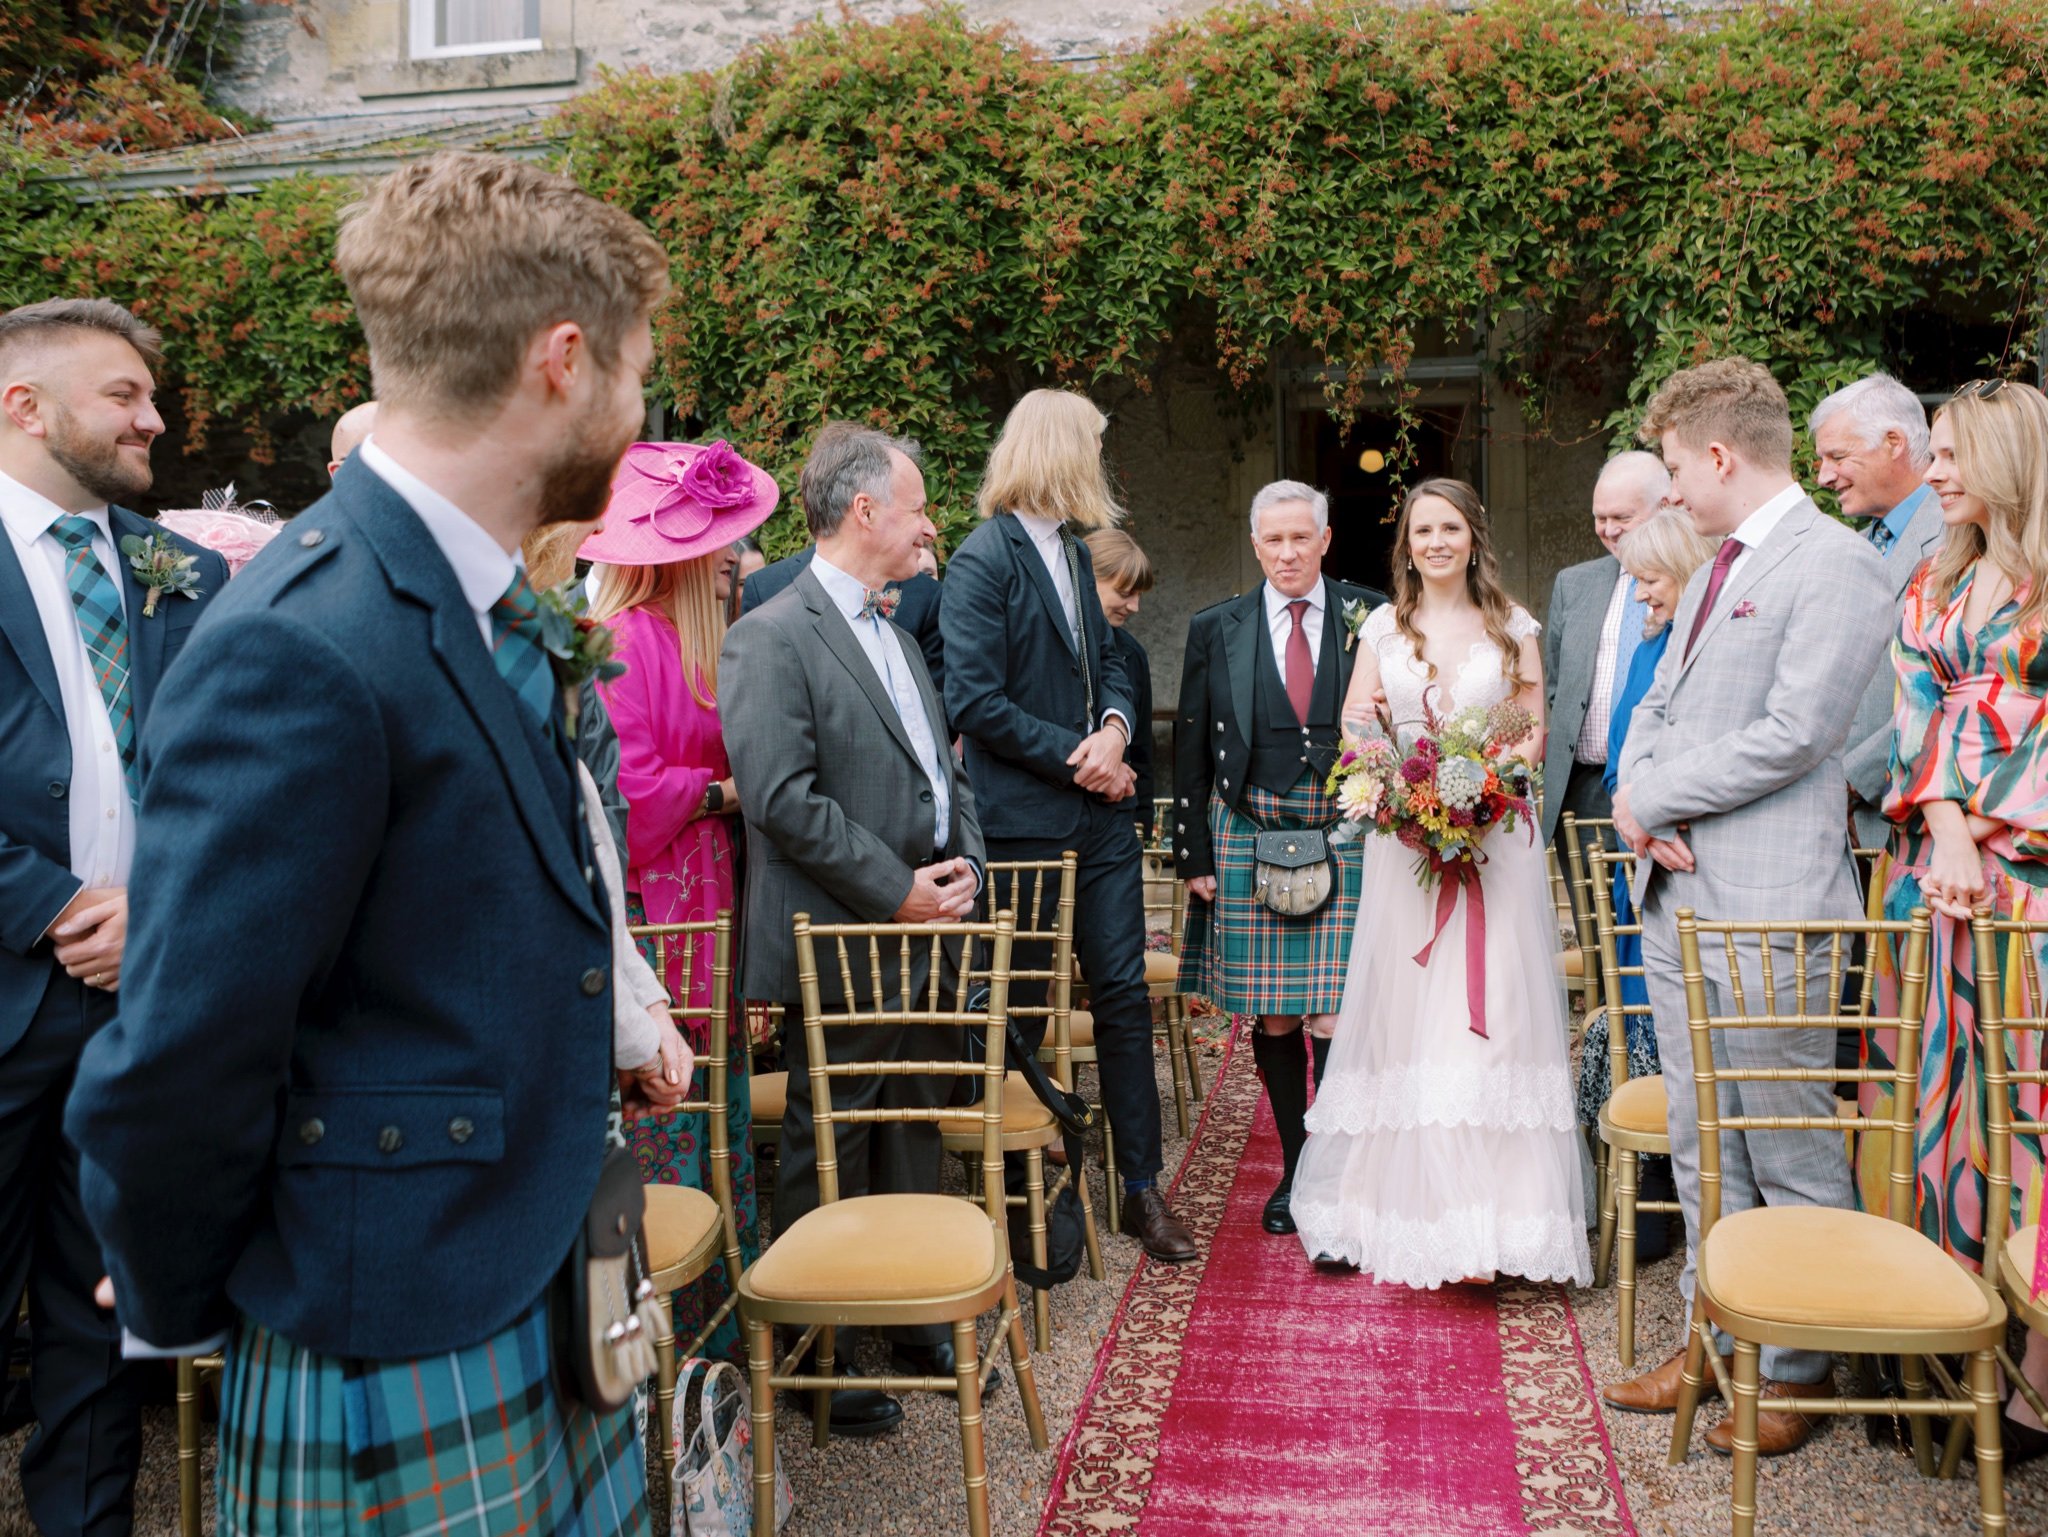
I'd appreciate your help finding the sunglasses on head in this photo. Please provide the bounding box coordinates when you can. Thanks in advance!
[1952,378,2010,401]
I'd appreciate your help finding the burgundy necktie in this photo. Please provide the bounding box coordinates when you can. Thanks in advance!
[1286,599,1314,724]
[1683,537,1744,662]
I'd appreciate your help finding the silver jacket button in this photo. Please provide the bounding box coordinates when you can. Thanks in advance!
[377,1126,404,1154]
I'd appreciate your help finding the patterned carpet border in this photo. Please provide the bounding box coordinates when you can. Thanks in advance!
[1034,1024,1252,1537]
[1036,1019,1635,1536]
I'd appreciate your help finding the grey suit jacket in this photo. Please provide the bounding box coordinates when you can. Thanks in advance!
[1539,552,1624,844]
[1844,493,1947,848]
[1617,497,1892,914]
[720,564,985,1006]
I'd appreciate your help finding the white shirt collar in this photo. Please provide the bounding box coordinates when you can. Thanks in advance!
[1263,577,1326,625]
[809,549,874,622]
[1729,481,1805,552]
[358,438,518,618]
[0,467,110,546]
[1012,511,1064,547]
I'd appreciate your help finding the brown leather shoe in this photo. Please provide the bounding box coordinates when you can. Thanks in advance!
[1120,1188,1198,1263]
[1602,1347,1731,1415]
[1706,1378,1817,1457]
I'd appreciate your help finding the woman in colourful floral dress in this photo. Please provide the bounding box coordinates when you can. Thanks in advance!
[1869,379,2048,1450]
[583,439,781,1360]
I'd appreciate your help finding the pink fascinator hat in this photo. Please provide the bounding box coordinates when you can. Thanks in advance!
[157,505,282,576]
[578,440,780,567]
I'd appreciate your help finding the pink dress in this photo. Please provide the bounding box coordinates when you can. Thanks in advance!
[599,605,757,1358]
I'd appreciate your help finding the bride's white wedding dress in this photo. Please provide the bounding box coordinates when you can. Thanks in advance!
[1290,603,1591,1287]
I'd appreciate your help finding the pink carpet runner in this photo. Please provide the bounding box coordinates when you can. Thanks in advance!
[1038,1025,1635,1536]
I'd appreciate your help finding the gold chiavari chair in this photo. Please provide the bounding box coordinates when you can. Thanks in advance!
[1585,845,1682,1370]
[1667,906,2007,1537]
[1560,813,1617,1020]
[1142,816,1203,1136]
[1976,910,2048,1454]
[175,1348,222,1535]
[750,1003,786,1160]
[962,854,1104,1351]
[632,914,749,1462]
[740,913,1046,1537]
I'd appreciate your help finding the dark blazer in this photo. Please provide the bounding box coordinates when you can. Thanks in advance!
[0,508,227,1056]
[1108,626,1155,836]
[941,514,1135,842]
[1171,577,1384,881]
[66,459,616,1359]
[720,564,984,1007]
[741,545,945,696]
[1539,552,1622,844]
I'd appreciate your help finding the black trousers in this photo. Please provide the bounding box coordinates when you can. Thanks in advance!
[989,800,1165,1187]
[0,970,144,1537]
[1555,758,1615,927]
[774,1008,947,1347]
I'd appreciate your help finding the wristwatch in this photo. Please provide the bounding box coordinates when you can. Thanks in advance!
[702,781,726,815]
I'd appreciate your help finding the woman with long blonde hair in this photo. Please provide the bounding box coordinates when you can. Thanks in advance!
[1867,380,2048,1455]
[578,439,780,1360]
[1291,477,1592,1289]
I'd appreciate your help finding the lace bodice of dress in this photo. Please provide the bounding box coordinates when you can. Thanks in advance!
[1362,603,1540,736]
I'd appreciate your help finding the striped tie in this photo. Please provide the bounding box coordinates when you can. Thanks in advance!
[489,571,558,736]
[48,516,139,803]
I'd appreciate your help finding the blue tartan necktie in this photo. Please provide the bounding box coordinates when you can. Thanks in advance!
[1868,518,1896,556]
[489,572,558,736]
[47,516,139,803]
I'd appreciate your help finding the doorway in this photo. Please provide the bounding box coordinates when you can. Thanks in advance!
[1287,396,1480,592]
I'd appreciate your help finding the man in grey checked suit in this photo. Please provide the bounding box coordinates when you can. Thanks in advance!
[1540,451,1668,860]
[1604,359,1893,1455]
[720,421,984,1438]
[1810,373,1948,851]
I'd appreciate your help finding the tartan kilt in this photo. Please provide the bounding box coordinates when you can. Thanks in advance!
[216,1294,648,1537]
[1178,772,1362,1014]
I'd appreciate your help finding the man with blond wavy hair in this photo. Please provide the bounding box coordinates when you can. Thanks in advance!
[67,152,671,1535]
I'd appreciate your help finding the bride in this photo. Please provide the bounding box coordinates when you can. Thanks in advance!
[1290,478,1591,1288]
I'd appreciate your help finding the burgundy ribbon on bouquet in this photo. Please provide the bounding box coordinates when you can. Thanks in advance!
[1413,860,1487,1039]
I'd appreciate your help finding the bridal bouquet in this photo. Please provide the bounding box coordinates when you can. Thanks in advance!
[1325,695,1540,886]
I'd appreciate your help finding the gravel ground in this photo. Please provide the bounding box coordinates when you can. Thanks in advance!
[11,1042,2048,1537]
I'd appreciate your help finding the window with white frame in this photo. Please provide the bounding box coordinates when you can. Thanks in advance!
[410,0,541,58]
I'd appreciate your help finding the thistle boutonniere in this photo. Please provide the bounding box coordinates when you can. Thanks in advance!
[860,586,902,621]
[1341,595,1375,652]
[535,582,627,738]
[119,534,203,617]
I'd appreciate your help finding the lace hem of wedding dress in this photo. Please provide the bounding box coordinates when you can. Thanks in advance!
[1290,1202,1593,1290]
[1304,1061,1577,1135]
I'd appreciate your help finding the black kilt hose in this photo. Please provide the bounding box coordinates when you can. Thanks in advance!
[1178,771,1363,1014]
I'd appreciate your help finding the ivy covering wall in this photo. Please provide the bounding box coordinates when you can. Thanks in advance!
[3,0,2044,540]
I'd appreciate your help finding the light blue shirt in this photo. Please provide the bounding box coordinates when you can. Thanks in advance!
[811,552,951,851]
[1871,485,1933,558]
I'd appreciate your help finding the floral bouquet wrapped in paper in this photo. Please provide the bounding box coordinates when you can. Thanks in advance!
[1326,695,1540,886]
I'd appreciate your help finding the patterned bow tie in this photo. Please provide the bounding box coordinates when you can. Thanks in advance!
[859,586,901,622]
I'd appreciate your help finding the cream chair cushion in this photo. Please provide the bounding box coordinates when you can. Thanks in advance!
[1700,1206,1996,1331]
[1061,1008,1095,1049]
[645,1184,721,1277]
[942,1071,1057,1142]
[1604,1073,1667,1136]
[751,1070,787,1132]
[1143,951,1179,988]
[747,1194,998,1302]
[1997,1223,2046,1324]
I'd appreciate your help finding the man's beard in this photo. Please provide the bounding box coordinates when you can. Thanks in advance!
[534,396,636,529]
[46,403,152,505]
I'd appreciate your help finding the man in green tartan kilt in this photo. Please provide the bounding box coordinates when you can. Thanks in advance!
[1174,482,1384,1234]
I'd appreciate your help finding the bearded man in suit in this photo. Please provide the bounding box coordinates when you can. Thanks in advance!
[720,421,985,1437]
[1174,480,1384,1234]
[1604,358,1893,1458]
[0,298,228,1537]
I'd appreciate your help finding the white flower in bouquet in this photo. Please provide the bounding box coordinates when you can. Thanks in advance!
[1336,771,1381,822]
[1436,754,1488,812]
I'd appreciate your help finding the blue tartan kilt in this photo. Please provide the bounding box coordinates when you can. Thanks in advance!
[216,1294,648,1537]
[1177,773,1363,1015]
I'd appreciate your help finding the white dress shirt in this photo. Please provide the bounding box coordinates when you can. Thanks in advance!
[360,438,516,647]
[812,552,952,851]
[0,470,133,907]
[1724,481,1806,585]
[1009,511,1131,737]
[1575,569,1633,763]
[1262,578,1327,692]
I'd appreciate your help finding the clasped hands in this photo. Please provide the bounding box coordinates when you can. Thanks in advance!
[1919,810,1999,921]
[50,885,127,992]
[620,1003,695,1119]
[1610,786,1694,874]
[1068,723,1135,801]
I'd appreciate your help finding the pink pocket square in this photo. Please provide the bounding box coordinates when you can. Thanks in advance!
[1732,600,1758,619]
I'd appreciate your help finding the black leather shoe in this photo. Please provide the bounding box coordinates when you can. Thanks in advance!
[890,1340,1002,1395]
[1120,1188,1199,1263]
[1262,1178,1297,1235]
[787,1354,903,1438]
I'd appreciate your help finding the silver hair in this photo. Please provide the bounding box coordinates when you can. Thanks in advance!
[1593,450,1670,515]
[1808,372,1930,468]
[1249,479,1329,536]
[799,422,923,539]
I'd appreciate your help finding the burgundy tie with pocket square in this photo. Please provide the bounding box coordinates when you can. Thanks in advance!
[1683,537,1744,662]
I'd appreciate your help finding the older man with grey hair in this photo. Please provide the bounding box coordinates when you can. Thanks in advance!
[1810,372,1944,848]
[1540,451,1670,854]
[1172,480,1385,1234]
